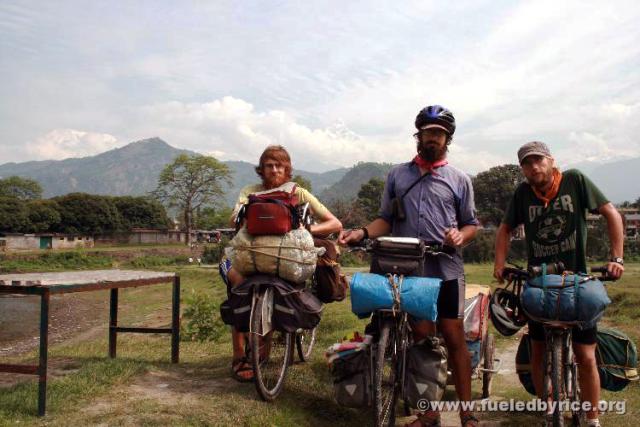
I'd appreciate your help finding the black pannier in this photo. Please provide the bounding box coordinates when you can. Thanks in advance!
[228,275,322,333]
[331,349,372,407]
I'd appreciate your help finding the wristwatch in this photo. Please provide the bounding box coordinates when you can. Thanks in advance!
[610,257,624,265]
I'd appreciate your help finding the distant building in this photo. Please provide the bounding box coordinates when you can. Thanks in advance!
[623,213,640,240]
[94,228,187,246]
[0,233,94,251]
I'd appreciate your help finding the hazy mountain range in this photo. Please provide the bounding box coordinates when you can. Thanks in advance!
[1,138,638,205]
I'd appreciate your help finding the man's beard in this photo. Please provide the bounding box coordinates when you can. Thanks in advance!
[418,141,447,162]
[264,175,287,189]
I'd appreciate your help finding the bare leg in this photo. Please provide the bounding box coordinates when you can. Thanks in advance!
[573,342,600,421]
[530,339,546,399]
[439,318,473,420]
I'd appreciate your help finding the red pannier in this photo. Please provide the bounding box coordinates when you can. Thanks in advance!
[245,185,300,235]
[463,285,490,342]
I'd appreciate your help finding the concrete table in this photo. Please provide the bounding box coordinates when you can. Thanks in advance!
[0,269,180,416]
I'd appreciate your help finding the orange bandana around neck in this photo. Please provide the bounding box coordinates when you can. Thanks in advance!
[532,169,563,207]
[413,155,448,173]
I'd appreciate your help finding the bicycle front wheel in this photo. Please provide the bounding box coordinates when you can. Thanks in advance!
[374,319,398,427]
[251,288,293,401]
[550,333,565,427]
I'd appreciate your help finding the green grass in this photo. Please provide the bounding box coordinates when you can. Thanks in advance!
[1,263,639,425]
[0,251,114,273]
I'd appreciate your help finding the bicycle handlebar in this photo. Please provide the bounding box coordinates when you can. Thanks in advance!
[501,264,615,282]
[345,238,455,258]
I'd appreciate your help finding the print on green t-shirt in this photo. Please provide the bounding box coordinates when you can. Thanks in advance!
[503,169,608,273]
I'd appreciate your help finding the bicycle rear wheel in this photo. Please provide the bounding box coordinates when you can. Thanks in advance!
[374,319,398,427]
[296,327,317,362]
[251,287,293,401]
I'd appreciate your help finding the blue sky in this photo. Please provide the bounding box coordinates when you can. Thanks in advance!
[1,0,639,173]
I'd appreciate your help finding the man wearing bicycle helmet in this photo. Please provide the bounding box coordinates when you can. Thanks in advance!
[339,105,480,427]
[494,141,624,427]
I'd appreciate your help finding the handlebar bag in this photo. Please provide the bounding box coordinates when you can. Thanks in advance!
[245,183,300,235]
[370,238,425,276]
[521,273,611,329]
[332,349,372,408]
[404,337,448,408]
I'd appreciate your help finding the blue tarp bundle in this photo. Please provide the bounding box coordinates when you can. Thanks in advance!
[521,273,611,329]
[350,272,441,321]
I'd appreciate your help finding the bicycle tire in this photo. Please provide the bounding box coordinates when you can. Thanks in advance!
[374,319,397,427]
[251,287,293,401]
[565,336,582,427]
[551,333,565,427]
[482,333,496,398]
[295,326,317,362]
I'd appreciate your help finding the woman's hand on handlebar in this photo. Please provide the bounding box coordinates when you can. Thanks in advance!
[337,228,365,247]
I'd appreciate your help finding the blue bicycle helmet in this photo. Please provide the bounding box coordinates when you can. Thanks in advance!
[415,105,456,135]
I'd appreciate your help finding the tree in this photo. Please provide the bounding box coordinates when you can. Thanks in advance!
[357,177,385,222]
[25,199,62,233]
[0,196,29,232]
[0,176,43,201]
[472,164,524,227]
[326,198,368,229]
[196,206,234,229]
[113,196,171,229]
[292,175,312,192]
[153,154,232,244]
[52,193,124,234]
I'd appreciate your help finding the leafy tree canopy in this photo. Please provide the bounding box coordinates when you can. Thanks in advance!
[357,177,385,222]
[153,154,232,242]
[0,176,43,201]
[292,174,312,192]
[472,164,524,226]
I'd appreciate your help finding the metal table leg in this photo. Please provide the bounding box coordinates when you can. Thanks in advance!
[109,288,118,358]
[38,290,50,416]
[171,276,180,363]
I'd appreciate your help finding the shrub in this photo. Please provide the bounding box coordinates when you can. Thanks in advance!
[181,291,226,342]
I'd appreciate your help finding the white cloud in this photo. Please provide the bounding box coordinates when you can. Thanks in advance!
[131,96,409,172]
[26,129,122,160]
[2,1,640,175]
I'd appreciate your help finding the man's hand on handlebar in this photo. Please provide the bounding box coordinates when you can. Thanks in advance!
[606,261,624,280]
[337,228,366,247]
[443,227,463,248]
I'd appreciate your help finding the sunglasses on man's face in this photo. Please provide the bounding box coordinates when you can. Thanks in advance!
[413,128,447,140]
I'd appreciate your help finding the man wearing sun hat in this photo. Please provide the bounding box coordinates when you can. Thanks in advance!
[494,141,625,426]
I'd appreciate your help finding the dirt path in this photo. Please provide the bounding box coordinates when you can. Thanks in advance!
[0,292,109,388]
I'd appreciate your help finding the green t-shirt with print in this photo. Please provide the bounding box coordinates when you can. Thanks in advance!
[502,169,608,273]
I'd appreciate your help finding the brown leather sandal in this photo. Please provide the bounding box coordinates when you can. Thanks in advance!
[460,413,479,426]
[231,357,254,382]
[405,410,441,427]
